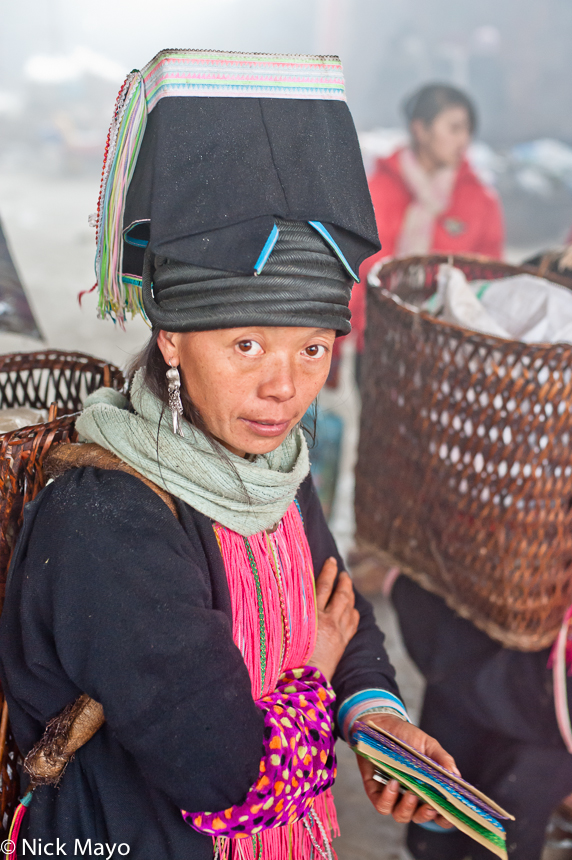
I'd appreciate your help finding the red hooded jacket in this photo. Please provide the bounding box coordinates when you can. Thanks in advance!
[347,148,504,352]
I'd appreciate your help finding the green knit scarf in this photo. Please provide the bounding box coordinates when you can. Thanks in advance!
[75,369,310,537]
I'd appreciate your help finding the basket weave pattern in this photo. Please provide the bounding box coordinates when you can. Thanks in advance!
[0,351,124,835]
[0,351,124,414]
[355,255,572,652]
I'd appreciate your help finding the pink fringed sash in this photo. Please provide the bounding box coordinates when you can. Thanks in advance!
[213,502,339,859]
[213,792,338,860]
[214,502,317,699]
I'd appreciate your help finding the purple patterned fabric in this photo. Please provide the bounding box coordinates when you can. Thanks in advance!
[182,667,336,837]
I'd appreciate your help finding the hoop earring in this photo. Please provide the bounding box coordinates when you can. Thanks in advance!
[166,361,184,437]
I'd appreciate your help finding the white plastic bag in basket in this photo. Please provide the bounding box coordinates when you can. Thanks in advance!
[428,264,572,344]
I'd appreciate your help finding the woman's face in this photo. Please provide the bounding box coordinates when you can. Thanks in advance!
[411,106,472,170]
[157,326,336,457]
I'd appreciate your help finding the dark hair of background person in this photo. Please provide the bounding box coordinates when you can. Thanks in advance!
[403,83,477,133]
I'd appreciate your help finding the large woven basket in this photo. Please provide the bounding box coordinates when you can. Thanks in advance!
[0,350,124,414]
[0,351,124,835]
[355,254,572,652]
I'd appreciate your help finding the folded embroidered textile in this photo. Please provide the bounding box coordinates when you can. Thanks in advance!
[183,667,337,843]
[352,721,514,860]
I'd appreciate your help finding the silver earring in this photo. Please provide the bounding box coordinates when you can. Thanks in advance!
[166,362,184,437]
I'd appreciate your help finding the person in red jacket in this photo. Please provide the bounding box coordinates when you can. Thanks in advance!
[340,84,504,372]
[367,83,503,265]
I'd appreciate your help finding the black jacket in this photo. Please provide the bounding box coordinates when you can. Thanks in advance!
[392,574,568,749]
[0,468,399,859]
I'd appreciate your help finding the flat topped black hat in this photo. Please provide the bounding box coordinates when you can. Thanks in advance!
[93,49,380,331]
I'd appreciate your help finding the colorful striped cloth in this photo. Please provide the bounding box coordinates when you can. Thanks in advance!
[142,50,346,110]
[186,503,338,860]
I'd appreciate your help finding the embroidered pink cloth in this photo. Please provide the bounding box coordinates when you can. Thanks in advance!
[184,502,339,858]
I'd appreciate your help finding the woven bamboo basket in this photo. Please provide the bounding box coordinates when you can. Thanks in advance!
[0,350,124,415]
[355,254,572,653]
[0,351,124,835]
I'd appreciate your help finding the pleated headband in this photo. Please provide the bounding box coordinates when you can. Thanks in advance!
[143,220,353,335]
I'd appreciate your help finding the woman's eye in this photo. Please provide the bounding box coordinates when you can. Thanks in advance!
[237,340,263,355]
[304,344,327,358]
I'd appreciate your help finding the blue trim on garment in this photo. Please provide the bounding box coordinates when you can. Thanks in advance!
[308,221,359,281]
[254,224,280,274]
[124,232,149,249]
[416,821,458,833]
[338,688,409,742]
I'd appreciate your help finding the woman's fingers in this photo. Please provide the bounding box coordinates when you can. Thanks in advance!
[373,786,452,827]
[433,815,455,829]
[357,742,456,828]
[371,779,402,814]
[358,757,411,818]
[326,572,359,642]
[327,570,355,612]
[423,736,460,777]
[309,561,360,680]
[366,777,421,824]
[315,557,338,611]
[390,791,422,823]
[326,572,356,623]
[412,803,437,824]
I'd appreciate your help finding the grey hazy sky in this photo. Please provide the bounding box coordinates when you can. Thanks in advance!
[1,0,571,141]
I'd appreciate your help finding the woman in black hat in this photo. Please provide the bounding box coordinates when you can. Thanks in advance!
[0,50,456,860]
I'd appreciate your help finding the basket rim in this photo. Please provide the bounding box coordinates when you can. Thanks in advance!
[354,539,558,651]
[0,350,122,372]
[0,412,79,445]
[367,253,572,351]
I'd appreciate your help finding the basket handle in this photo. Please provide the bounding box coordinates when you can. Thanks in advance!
[0,698,9,773]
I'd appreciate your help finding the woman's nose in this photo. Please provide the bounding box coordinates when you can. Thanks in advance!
[257,359,296,401]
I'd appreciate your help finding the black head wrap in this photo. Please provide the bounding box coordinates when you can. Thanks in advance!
[143,220,352,335]
[94,51,381,327]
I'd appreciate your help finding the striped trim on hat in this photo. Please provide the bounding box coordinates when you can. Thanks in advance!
[142,49,346,110]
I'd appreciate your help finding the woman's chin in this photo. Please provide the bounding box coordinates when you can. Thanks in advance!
[243,432,291,456]
[232,428,293,457]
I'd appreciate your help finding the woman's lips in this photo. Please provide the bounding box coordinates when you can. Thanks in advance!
[240,418,291,437]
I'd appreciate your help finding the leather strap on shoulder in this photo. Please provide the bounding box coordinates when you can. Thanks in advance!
[44,443,178,519]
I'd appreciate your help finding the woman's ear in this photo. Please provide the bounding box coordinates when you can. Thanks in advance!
[157,330,180,367]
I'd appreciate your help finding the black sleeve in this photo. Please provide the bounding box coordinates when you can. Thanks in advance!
[1,467,264,813]
[296,474,402,716]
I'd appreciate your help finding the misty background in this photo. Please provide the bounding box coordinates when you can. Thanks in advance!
[2,0,572,139]
[0,0,572,363]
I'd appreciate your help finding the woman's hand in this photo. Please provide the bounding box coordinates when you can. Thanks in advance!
[307,557,360,683]
[356,714,460,828]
